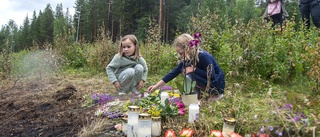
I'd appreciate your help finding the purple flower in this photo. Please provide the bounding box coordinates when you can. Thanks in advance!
[194,33,202,39]
[275,130,283,136]
[269,126,274,131]
[161,85,173,91]
[169,97,181,104]
[300,112,307,119]
[91,93,99,99]
[260,126,265,133]
[189,40,199,47]
[282,103,293,110]
[265,119,268,123]
[99,94,114,104]
[293,115,301,122]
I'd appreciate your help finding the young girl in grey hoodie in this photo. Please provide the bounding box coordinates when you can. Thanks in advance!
[106,35,148,94]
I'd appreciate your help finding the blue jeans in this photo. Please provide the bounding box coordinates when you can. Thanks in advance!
[299,0,320,28]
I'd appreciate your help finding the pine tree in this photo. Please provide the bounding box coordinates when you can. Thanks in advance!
[54,3,68,38]
[39,4,54,45]
[21,15,32,50]
[30,11,40,44]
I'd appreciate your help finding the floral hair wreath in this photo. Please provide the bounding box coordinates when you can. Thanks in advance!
[189,32,202,48]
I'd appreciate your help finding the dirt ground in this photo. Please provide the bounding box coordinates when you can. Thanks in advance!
[0,74,117,137]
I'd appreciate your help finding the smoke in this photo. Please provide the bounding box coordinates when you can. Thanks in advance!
[14,49,61,78]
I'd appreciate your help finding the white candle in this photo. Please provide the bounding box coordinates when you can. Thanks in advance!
[151,117,161,136]
[160,92,169,106]
[188,103,199,123]
[222,118,236,137]
[138,113,152,137]
[122,118,128,135]
[127,106,139,137]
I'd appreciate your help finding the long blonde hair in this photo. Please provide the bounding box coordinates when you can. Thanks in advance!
[173,33,199,62]
[119,34,140,59]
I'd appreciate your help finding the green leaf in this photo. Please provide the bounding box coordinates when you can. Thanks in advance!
[184,78,191,94]
[175,81,184,94]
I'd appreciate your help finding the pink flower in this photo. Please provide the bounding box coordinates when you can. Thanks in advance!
[194,33,202,39]
[189,40,199,47]
[178,108,185,115]
[193,32,202,43]
[175,102,184,108]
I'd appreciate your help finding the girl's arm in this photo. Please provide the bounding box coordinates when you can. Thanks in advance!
[106,54,121,84]
[147,80,166,93]
[139,57,148,82]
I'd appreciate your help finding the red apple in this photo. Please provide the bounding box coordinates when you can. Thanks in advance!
[209,130,224,137]
[164,129,176,137]
[229,132,243,137]
[179,128,195,137]
[258,133,270,137]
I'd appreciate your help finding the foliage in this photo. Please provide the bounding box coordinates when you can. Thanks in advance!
[306,38,320,93]
[63,43,88,69]
[138,88,184,118]
[175,78,196,95]
[142,18,178,75]
[1,0,302,51]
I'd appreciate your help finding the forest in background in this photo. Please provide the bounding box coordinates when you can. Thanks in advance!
[0,0,303,52]
[1,0,319,91]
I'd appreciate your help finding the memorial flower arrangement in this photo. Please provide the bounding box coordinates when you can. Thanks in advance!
[138,86,185,117]
[82,85,185,119]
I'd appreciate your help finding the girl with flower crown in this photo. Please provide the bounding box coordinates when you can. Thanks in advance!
[147,33,225,100]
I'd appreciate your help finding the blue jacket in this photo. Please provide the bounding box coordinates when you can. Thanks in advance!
[162,50,225,93]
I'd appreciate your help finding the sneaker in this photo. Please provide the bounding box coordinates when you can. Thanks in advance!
[118,91,126,96]
[210,94,224,101]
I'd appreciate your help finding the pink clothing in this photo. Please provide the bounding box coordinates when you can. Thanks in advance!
[268,0,281,16]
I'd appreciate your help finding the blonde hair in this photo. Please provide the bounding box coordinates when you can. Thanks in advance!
[119,34,140,59]
[173,33,199,62]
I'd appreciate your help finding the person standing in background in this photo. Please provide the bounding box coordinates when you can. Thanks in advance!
[299,0,320,28]
[262,0,289,28]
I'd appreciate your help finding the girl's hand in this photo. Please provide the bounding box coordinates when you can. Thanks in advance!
[185,66,195,74]
[147,85,157,93]
[113,81,121,91]
[137,80,144,90]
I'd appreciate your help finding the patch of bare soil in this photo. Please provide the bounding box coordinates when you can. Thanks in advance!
[0,74,116,137]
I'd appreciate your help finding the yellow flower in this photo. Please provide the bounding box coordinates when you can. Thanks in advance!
[173,93,180,97]
[147,105,162,117]
[152,89,160,96]
[169,92,174,97]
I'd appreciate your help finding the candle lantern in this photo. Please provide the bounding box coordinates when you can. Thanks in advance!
[160,92,169,106]
[122,116,128,135]
[127,106,139,137]
[222,118,236,137]
[138,113,152,137]
[188,103,199,123]
[151,117,161,136]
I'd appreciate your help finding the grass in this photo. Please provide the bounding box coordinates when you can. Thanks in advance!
[73,72,319,136]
